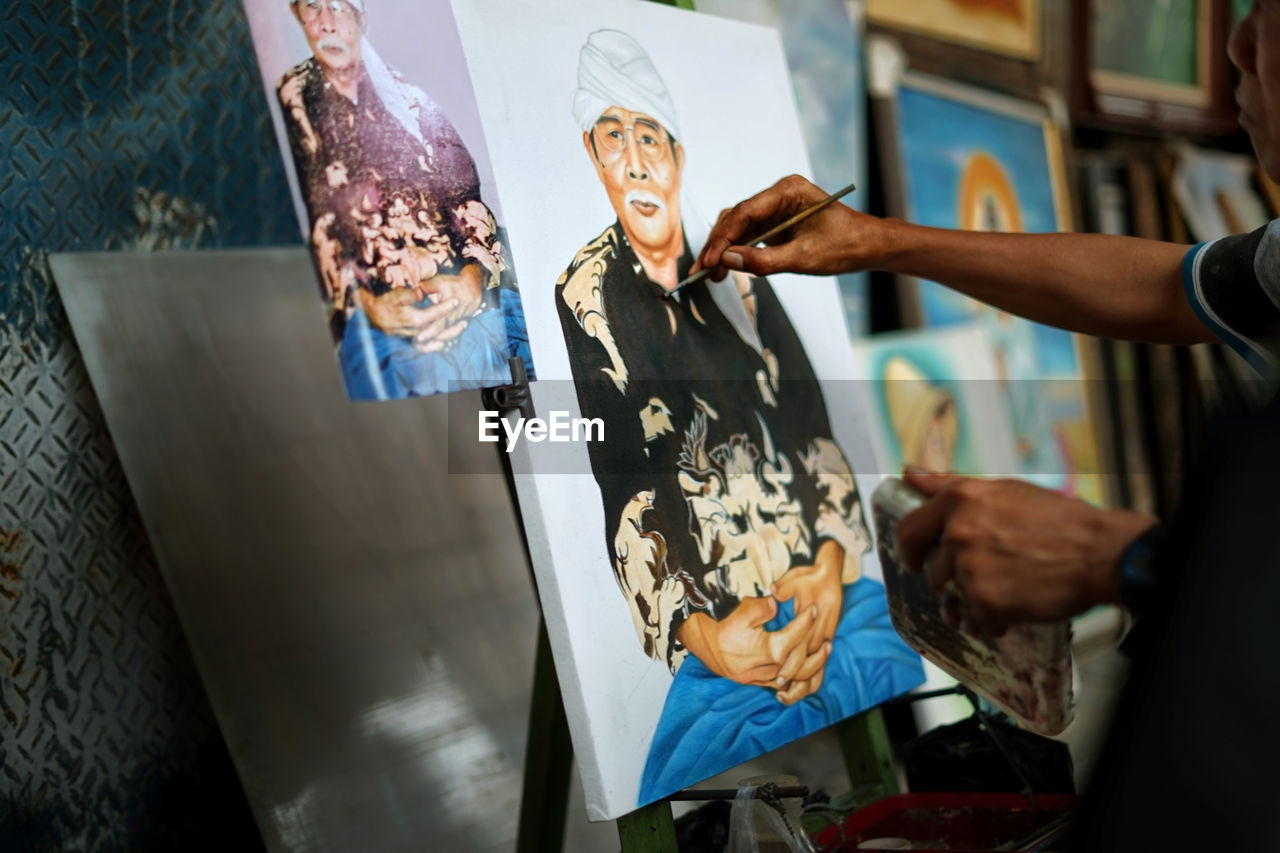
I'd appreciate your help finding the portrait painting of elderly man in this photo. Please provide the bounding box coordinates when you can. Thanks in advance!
[245,0,532,399]
[446,0,926,816]
[555,30,923,802]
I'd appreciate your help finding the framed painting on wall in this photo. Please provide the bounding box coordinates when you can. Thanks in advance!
[851,325,1022,479]
[1073,0,1236,133]
[874,66,1112,507]
[866,0,1040,60]
[1089,0,1212,107]
[454,0,924,820]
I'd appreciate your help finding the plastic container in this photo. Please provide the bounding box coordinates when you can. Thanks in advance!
[809,792,1078,852]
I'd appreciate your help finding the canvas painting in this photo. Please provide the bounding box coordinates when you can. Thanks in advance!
[696,0,871,338]
[867,0,1040,59]
[242,0,534,401]
[452,0,924,818]
[852,326,1021,478]
[1090,0,1211,107]
[889,73,1107,506]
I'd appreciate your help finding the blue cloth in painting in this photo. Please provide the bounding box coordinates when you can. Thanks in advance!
[340,287,534,400]
[638,576,923,804]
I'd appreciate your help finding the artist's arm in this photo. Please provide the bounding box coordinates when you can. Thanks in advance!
[894,468,1157,635]
[694,175,1213,346]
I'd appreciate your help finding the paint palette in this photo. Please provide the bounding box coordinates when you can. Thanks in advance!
[871,479,1074,736]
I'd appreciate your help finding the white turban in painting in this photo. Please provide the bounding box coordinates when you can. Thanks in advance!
[572,29,682,142]
[570,28,765,353]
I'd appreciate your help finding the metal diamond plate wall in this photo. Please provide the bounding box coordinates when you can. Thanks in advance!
[1,1,296,848]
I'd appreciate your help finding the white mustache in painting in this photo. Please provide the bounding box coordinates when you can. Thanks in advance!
[624,190,665,210]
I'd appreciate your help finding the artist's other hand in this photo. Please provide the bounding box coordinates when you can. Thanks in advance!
[895,468,1156,635]
[428,261,484,325]
[691,174,891,281]
[677,596,819,691]
[358,288,468,353]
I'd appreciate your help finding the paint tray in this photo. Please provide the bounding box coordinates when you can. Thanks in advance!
[871,480,1074,736]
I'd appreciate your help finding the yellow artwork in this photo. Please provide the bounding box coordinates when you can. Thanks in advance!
[867,0,1040,60]
[951,153,1107,507]
[958,153,1024,232]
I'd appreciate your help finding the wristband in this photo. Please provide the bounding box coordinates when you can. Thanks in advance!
[1116,525,1161,615]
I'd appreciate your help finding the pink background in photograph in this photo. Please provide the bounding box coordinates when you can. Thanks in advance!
[241,0,506,236]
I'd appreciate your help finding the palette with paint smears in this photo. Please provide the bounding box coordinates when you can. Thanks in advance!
[871,479,1074,736]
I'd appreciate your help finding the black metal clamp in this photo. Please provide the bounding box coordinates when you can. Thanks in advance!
[482,356,534,420]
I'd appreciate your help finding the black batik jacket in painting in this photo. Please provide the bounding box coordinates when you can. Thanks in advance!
[278,57,506,340]
[555,222,871,673]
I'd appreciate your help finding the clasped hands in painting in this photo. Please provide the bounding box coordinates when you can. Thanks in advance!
[677,540,844,705]
[356,261,485,352]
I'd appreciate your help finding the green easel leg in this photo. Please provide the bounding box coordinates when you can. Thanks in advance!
[616,800,678,853]
[515,619,574,853]
[837,707,900,802]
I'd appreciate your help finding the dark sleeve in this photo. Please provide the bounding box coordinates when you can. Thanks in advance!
[277,77,328,227]
[555,278,707,669]
[415,92,481,206]
[278,74,349,337]
[753,279,870,562]
[409,89,504,285]
[1182,220,1280,377]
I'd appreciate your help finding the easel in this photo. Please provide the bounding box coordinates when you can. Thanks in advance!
[483,360,900,852]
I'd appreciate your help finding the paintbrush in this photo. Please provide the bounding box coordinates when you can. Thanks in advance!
[665,181,856,298]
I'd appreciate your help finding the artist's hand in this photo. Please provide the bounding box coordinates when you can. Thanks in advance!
[357,288,468,353]
[691,174,893,281]
[677,596,823,694]
[894,468,1156,635]
[426,261,485,325]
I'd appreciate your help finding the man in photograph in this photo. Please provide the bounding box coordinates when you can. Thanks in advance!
[555,29,922,800]
[279,0,530,399]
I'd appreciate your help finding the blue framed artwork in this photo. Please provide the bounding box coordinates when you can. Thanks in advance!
[853,325,1021,479]
[887,72,1109,506]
